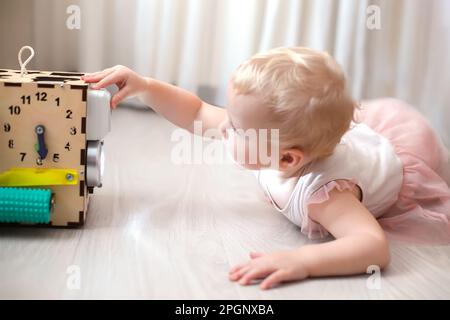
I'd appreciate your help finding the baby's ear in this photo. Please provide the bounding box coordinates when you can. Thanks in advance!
[279,148,304,171]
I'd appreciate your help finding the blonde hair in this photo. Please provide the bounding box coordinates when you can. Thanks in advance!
[231,46,358,160]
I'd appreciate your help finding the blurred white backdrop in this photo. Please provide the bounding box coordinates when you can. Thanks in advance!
[0,0,449,145]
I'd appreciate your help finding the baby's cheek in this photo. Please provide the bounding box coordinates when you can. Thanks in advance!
[244,143,264,169]
[224,133,265,169]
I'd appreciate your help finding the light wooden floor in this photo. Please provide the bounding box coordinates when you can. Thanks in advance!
[1,106,449,299]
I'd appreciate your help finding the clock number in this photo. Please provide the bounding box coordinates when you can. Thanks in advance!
[20,152,26,162]
[66,110,73,119]
[8,140,14,149]
[21,95,31,104]
[55,97,60,107]
[53,154,60,163]
[8,105,21,115]
[4,123,11,132]
[35,92,47,101]
[65,142,71,151]
[70,127,77,135]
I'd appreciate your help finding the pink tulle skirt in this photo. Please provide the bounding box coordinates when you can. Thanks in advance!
[356,98,450,245]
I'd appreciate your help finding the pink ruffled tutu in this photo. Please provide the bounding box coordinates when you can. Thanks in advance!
[307,98,450,244]
[355,98,450,244]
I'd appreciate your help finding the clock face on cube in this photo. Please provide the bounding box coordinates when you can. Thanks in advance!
[1,84,85,170]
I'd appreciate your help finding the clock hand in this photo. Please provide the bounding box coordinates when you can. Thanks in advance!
[34,125,48,160]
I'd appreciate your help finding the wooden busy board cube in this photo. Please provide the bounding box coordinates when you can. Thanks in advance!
[0,69,111,226]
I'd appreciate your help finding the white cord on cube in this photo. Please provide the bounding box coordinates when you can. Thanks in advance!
[18,46,35,77]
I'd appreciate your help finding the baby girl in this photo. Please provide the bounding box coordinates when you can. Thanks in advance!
[82,47,450,290]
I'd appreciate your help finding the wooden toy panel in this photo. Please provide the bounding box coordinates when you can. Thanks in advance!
[0,69,89,226]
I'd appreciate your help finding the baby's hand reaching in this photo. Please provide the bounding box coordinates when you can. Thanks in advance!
[82,65,148,109]
[229,250,308,290]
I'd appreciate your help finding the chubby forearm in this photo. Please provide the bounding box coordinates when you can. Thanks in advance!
[297,233,390,277]
[230,190,392,289]
[83,66,224,132]
[139,77,203,131]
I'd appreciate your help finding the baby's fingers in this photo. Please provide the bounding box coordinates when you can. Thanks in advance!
[238,266,275,286]
[229,262,248,275]
[91,71,123,90]
[83,67,114,77]
[111,86,131,109]
[260,270,291,290]
[229,265,251,281]
[82,68,115,83]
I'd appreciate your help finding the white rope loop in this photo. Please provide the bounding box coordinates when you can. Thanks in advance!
[18,46,35,77]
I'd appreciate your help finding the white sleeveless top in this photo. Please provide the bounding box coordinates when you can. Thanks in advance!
[255,122,404,236]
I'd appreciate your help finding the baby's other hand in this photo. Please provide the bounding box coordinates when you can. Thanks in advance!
[229,250,308,290]
[82,65,148,109]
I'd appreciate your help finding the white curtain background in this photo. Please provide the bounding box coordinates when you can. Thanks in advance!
[1,0,449,145]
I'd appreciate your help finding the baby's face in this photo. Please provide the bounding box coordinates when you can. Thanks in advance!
[220,83,279,170]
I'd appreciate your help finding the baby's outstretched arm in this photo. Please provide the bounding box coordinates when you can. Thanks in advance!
[82,66,226,134]
[230,189,391,289]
